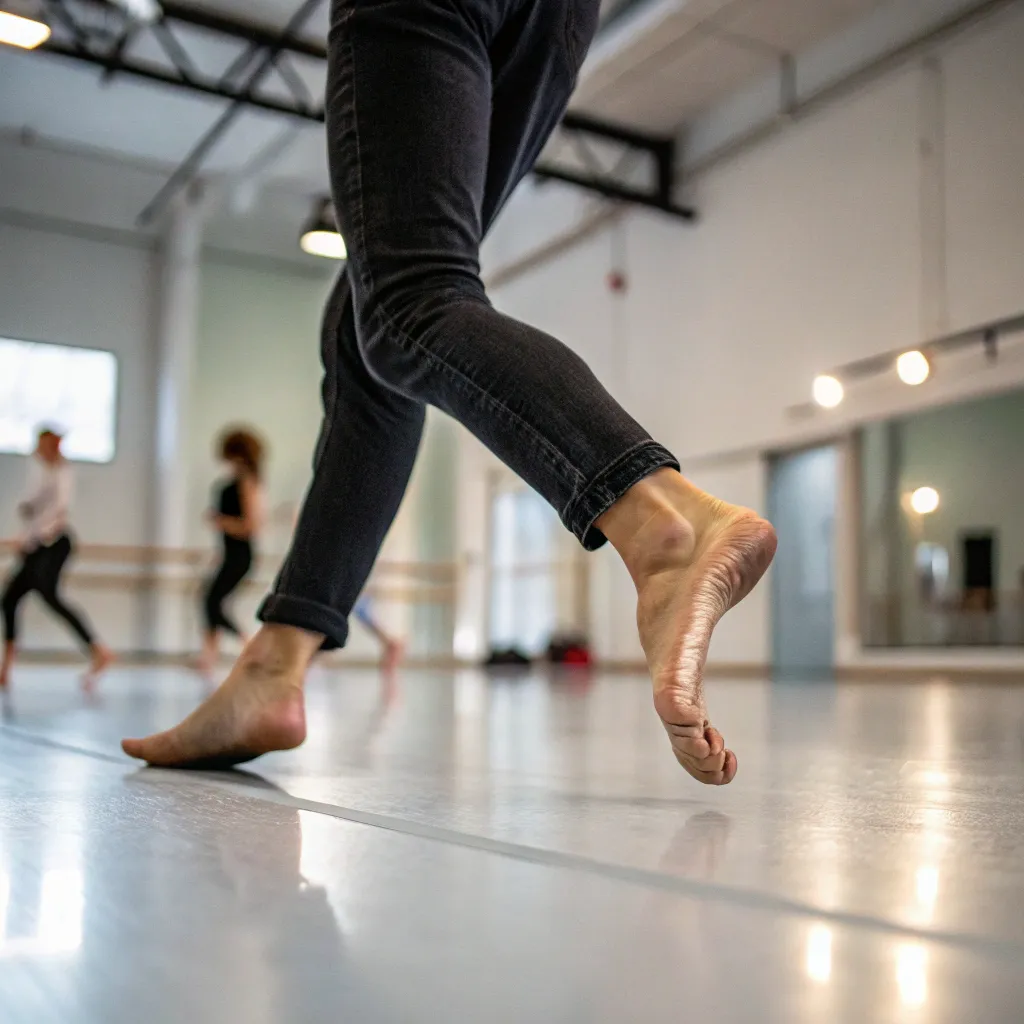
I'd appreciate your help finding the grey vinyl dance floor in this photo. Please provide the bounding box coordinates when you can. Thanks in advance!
[2,664,1024,1023]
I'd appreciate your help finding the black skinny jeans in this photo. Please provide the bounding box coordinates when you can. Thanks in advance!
[203,539,254,636]
[2,534,95,647]
[259,0,679,649]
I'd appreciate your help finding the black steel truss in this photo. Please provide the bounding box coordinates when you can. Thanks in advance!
[534,111,695,221]
[39,0,326,121]
[33,0,696,223]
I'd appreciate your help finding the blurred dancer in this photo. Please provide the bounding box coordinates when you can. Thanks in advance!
[1,428,112,690]
[125,0,776,784]
[199,428,265,678]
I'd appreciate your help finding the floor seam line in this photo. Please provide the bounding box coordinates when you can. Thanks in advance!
[3,723,1022,963]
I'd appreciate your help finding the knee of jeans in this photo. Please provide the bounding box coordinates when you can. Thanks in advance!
[356,278,485,389]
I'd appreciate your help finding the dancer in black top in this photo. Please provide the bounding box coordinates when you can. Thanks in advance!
[1,427,113,691]
[199,428,265,679]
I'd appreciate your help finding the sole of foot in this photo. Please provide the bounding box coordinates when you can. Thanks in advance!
[121,661,307,770]
[637,503,777,786]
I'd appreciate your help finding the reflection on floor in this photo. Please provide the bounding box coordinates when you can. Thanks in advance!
[2,665,1024,1022]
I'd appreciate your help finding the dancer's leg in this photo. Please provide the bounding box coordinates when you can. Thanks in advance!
[35,536,113,686]
[1,558,33,688]
[353,596,403,670]
[201,546,254,677]
[124,0,775,778]
[203,547,252,637]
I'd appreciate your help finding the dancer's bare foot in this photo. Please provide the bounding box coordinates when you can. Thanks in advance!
[599,470,777,785]
[82,643,114,693]
[122,625,322,768]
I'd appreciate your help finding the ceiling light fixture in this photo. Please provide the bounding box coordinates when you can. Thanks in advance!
[897,350,931,386]
[812,374,844,409]
[299,198,347,260]
[0,0,50,48]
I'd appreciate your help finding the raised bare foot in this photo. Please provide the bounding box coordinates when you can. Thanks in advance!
[599,471,777,785]
[82,644,115,692]
[121,625,322,769]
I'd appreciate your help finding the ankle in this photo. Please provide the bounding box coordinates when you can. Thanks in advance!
[598,470,704,581]
[241,624,322,679]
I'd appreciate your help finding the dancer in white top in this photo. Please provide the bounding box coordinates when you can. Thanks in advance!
[1,428,113,690]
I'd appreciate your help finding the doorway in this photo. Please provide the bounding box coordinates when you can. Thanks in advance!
[768,444,838,675]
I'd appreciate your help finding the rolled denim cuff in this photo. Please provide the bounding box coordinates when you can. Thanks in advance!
[563,440,680,551]
[258,593,350,651]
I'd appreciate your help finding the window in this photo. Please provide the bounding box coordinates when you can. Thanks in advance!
[0,338,118,463]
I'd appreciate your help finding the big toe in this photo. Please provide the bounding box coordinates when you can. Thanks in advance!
[121,737,145,759]
[122,733,175,764]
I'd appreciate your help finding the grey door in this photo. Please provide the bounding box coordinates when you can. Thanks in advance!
[769,445,837,675]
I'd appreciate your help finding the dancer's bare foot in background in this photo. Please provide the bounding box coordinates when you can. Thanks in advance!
[81,643,114,693]
[599,470,776,785]
[122,625,321,768]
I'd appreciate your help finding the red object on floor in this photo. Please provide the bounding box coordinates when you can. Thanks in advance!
[562,647,592,666]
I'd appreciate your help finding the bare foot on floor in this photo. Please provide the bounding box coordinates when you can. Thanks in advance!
[599,471,777,786]
[82,644,115,693]
[122,626,322,769]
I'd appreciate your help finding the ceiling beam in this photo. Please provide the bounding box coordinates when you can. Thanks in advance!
[39,39,325,120]
[155,0,326,59]
[32,0,697,224]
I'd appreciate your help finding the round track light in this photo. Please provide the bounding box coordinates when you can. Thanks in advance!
[897,350,930,386]
[910,487,940,515]
[812,374,844,409]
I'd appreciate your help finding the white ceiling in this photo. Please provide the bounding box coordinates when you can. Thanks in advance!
[0,0,906,250]
[574,0,893,129]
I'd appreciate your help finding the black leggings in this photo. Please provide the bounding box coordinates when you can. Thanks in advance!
[2,534,95,647]
[203,541,253,636]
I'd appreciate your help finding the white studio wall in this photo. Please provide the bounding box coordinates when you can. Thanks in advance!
[482,4,1024,670]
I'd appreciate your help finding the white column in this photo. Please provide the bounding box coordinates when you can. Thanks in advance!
[147,188,204,653]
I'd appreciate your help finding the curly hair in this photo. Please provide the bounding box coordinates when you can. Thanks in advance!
[218,427,265,479]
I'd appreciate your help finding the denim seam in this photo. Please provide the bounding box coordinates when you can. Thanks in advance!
[261,593,349,648]
[344,10,373,301]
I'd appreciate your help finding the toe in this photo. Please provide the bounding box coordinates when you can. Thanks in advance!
[121,738,144,759]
